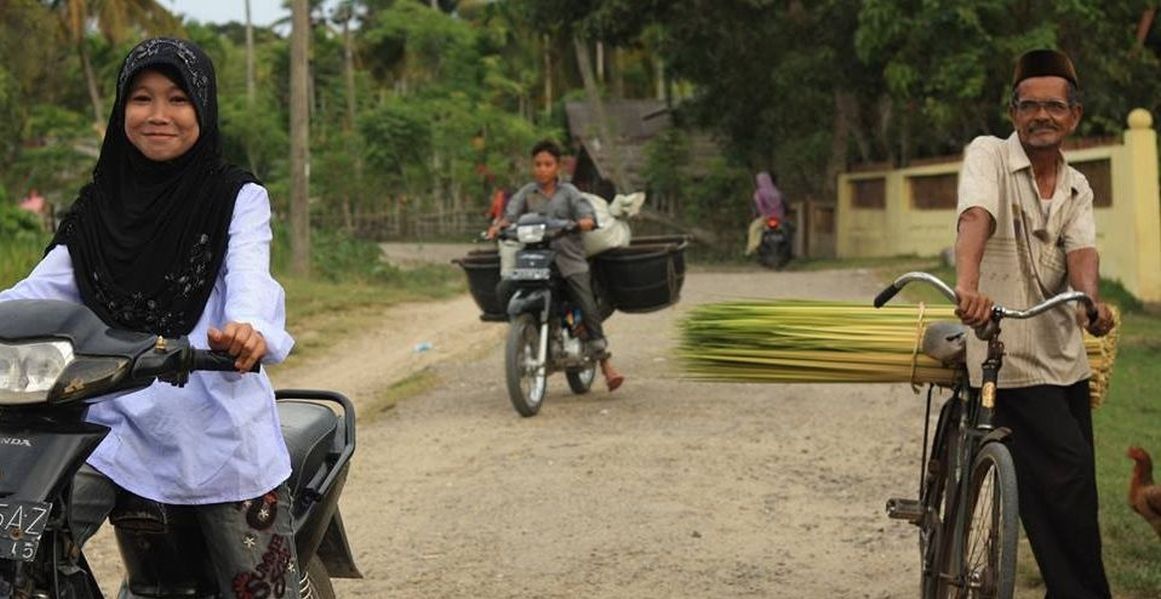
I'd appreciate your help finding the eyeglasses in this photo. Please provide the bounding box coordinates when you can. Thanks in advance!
[1013,99,1073,118]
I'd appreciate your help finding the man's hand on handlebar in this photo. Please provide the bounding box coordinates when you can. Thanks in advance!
[577,217,595,232]
[486,219,507,241]
[1078,302,1115,337]
[954,285,994,328]
[208,322,267,372]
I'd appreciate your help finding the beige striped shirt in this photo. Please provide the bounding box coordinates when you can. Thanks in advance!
[956,132,1096,388]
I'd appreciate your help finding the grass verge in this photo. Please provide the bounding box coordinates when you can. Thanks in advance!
[363,368,441,421]
[279,264,465,359]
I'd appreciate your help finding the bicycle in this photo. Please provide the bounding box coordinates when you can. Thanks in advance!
[873,272,1098,599]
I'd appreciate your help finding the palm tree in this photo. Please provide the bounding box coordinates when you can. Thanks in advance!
[48,0,183,131]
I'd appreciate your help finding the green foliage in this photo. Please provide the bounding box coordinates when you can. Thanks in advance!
[363,1,478,92]
[0,204,41,238]
[644,128,691,202]
[360,98,434,186]
[0,204,49,290]
[1092,335,1161,597]
[687,159,752,236]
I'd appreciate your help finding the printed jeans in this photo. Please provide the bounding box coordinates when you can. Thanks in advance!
[68,465,303,599]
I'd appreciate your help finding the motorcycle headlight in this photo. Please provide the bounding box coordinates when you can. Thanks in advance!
[0,340,75,405]
[0,340,131,405]
[517,224,547,244]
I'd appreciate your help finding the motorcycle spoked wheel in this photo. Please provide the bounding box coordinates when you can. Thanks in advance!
[300,555,335,599]
[566,365,597,394]
[506,314,547,417]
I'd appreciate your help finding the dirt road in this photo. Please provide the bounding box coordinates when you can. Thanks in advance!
[89,265,935,598]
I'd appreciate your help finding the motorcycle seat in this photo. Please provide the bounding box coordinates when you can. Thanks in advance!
[278,400,339,501]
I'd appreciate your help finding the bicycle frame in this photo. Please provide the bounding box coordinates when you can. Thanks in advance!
[878,271,1097,598]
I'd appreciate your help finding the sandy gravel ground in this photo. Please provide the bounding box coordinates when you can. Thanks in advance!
[85,261,946,598]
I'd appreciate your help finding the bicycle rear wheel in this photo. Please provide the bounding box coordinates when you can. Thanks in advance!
[945,442,1019,598]
[921,398,961,598]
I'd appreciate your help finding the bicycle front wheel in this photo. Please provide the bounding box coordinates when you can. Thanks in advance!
[950,441,1019,598]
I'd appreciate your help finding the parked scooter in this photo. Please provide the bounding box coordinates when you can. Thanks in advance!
[497,214,600,417]
[0,299,359,599]
[756,216,794,270]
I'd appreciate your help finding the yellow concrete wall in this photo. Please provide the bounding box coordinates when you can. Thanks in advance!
[836,109,1161,303]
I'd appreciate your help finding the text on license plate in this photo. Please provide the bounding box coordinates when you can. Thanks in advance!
[511,268,551,280]
[0,500,51,562]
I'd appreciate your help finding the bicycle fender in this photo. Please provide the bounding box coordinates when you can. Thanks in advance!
[981,426,1013,446]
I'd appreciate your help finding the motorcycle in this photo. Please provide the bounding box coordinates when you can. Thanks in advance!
[497,214,601,417]
[0,299,360,598]
[756,216,794,270]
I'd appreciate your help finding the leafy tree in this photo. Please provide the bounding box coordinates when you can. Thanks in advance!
[45,0,184,129]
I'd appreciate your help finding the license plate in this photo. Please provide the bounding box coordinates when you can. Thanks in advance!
[0,500,51,562]
[510,267,551,281]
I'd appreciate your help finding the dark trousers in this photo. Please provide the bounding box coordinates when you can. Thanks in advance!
[69,465,302,598]
[994,381,1111,599]
[564,272,605,341]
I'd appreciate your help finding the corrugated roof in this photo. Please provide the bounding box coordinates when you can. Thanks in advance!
[565,100,724,191]
[565,99,671,142]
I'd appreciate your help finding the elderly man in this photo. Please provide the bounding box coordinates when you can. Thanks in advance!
[954,49,1115,598]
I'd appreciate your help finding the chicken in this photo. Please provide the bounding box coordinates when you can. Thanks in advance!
[1127,446,1161,539]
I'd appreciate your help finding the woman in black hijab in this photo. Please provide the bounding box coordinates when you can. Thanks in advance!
[2,38,302,597]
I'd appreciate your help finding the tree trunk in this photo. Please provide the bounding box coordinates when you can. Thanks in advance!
[653,54,665,101]
[1136,7,1157,46]
[836,91,870,163]
[290,0,312,277]
[78,40,105,134]
[825,89,850,201]
[596,41,604,83]
[542,34,553,117]
[245,0,256,104]
[342,13,360,233]
[573,35,628,192]
[244,0,257,172]
[613,47,625,99]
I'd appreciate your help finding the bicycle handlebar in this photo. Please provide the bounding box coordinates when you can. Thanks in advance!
[873,271,1098,323]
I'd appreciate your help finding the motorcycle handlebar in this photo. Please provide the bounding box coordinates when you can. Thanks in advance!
[494,219,578,241]
[190,350,261,373]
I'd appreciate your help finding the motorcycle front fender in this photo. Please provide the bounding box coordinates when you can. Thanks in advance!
[507,288,550,320]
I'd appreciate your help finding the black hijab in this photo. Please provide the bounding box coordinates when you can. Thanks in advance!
[50,38,257,337]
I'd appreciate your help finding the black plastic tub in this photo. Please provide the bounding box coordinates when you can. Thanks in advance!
[629,235,691,248]
[593,241,688,313]
[452,255,506,319]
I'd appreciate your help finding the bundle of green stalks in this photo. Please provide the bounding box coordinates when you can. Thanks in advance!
[678,300,1119,407]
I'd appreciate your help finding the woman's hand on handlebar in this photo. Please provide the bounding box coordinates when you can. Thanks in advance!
[1077,301,1115,337]
[208,322,267,372]
[954,284,994,328]
[577,217,596,232]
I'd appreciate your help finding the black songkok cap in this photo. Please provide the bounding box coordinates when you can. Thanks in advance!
[1012,49,1079,88]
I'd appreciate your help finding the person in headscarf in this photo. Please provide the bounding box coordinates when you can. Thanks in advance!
[745,171,785,255]
[0,38,302,597]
